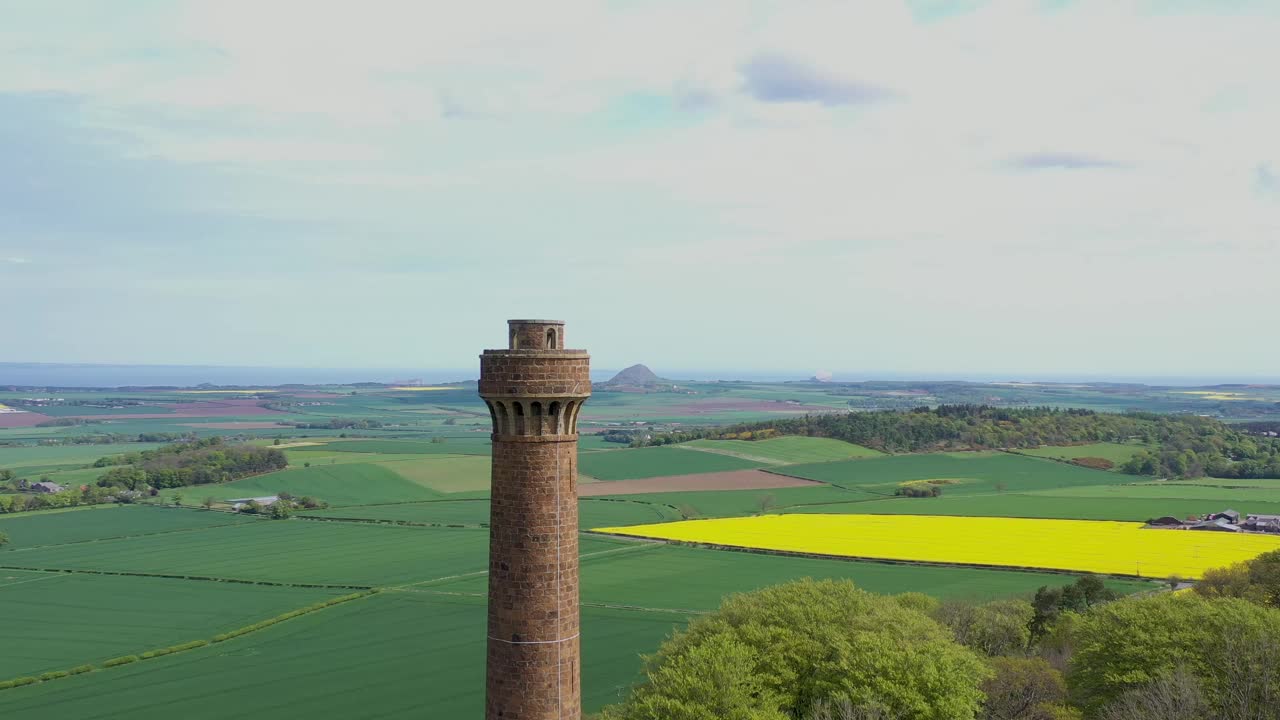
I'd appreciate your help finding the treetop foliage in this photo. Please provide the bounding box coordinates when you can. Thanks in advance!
[598,579,990,720]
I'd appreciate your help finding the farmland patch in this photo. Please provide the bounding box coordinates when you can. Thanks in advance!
[578,445,766,481]
[0,571,339,677]
[595,514,1280,579]
[0,592,680,718]
[775,452,1128,496]
[683,437,883,465]
[0,505,255,550]
[578,469,822,496]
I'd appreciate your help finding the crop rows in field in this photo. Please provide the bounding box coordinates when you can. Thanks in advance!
[0,592,680,718]
[595,514,1280,579]
[301,497,681,529]
[0,506,256,550]
[7,520,631,588]
[0,571,340,677]
[683,437,882,464]
[774,452,1131,496]
[578,445,766,481]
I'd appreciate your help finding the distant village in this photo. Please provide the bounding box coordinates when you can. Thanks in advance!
[1147,509,1280,534]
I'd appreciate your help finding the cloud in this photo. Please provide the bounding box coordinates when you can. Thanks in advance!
[1006,152,1127,171]
[1257,163,1278,195]
[3,257,29,264]
[739,53,896,106]
[0,1,1278,374]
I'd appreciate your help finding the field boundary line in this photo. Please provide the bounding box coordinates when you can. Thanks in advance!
[391,587,709,616]
[0,589,377,694]
[393,540,664,590]
[0,573,65,589]
[0,565,372,591]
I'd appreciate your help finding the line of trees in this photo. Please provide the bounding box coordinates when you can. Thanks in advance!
[635,405,1280,479]
[94,437,286,490]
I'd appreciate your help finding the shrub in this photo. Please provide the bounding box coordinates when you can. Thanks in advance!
[1071,457,1115,470]
[39,670,68,681]
[103,655,139,668]
[69,665,93,675]
[11,677,37,687]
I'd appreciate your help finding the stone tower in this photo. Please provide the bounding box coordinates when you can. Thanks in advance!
[479,319,590,720]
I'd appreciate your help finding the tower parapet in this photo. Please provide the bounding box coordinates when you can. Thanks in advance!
[479,319,590,720]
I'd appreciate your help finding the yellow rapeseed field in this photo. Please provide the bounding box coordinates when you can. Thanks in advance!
[593,515,1280,579]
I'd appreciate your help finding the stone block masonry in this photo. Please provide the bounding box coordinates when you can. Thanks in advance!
[479,320,590,720]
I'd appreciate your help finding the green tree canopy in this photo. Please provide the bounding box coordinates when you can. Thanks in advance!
[599,579,990,720]
[1068,592,1280,714]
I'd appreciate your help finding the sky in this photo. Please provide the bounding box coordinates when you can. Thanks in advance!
[1,0,1278,379]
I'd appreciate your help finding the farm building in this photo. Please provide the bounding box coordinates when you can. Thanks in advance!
[29,481,65,494]
[1149,516,1184,527]
[227,496,279,510]
[1210,509,1242,524]
[1244,514,1280,534]
[1188,518,1241,533]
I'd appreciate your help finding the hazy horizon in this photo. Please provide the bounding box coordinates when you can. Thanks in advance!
[3,361,1278,389]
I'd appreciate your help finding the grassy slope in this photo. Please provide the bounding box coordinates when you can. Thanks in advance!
[1014,442,1149,464]
[684,436,882,464]
[0,571,339,677]
[578,445,766,481]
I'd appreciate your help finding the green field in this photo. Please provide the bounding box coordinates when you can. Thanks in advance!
[1023,482,1280,504]
[374,455,491,494]
[683,436,883,464]
[0,591,679,718]
[593,484,879,519]
[781,494,1280,522]
[8,520,631,587]
[181,462,443,507]
[302,498,682,529]
[1014,442,1149,464]
[578,445,766,481]
[435,543,1152,610]
[0,443,161,476]
[0,505,255,550]
[0,571,339,677]
[302,439,491,455]
[775,452,1128,496]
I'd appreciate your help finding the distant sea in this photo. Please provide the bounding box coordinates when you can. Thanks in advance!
[0,363,1275,389]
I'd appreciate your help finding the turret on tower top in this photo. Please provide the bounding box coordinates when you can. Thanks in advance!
[507,319,566,351]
